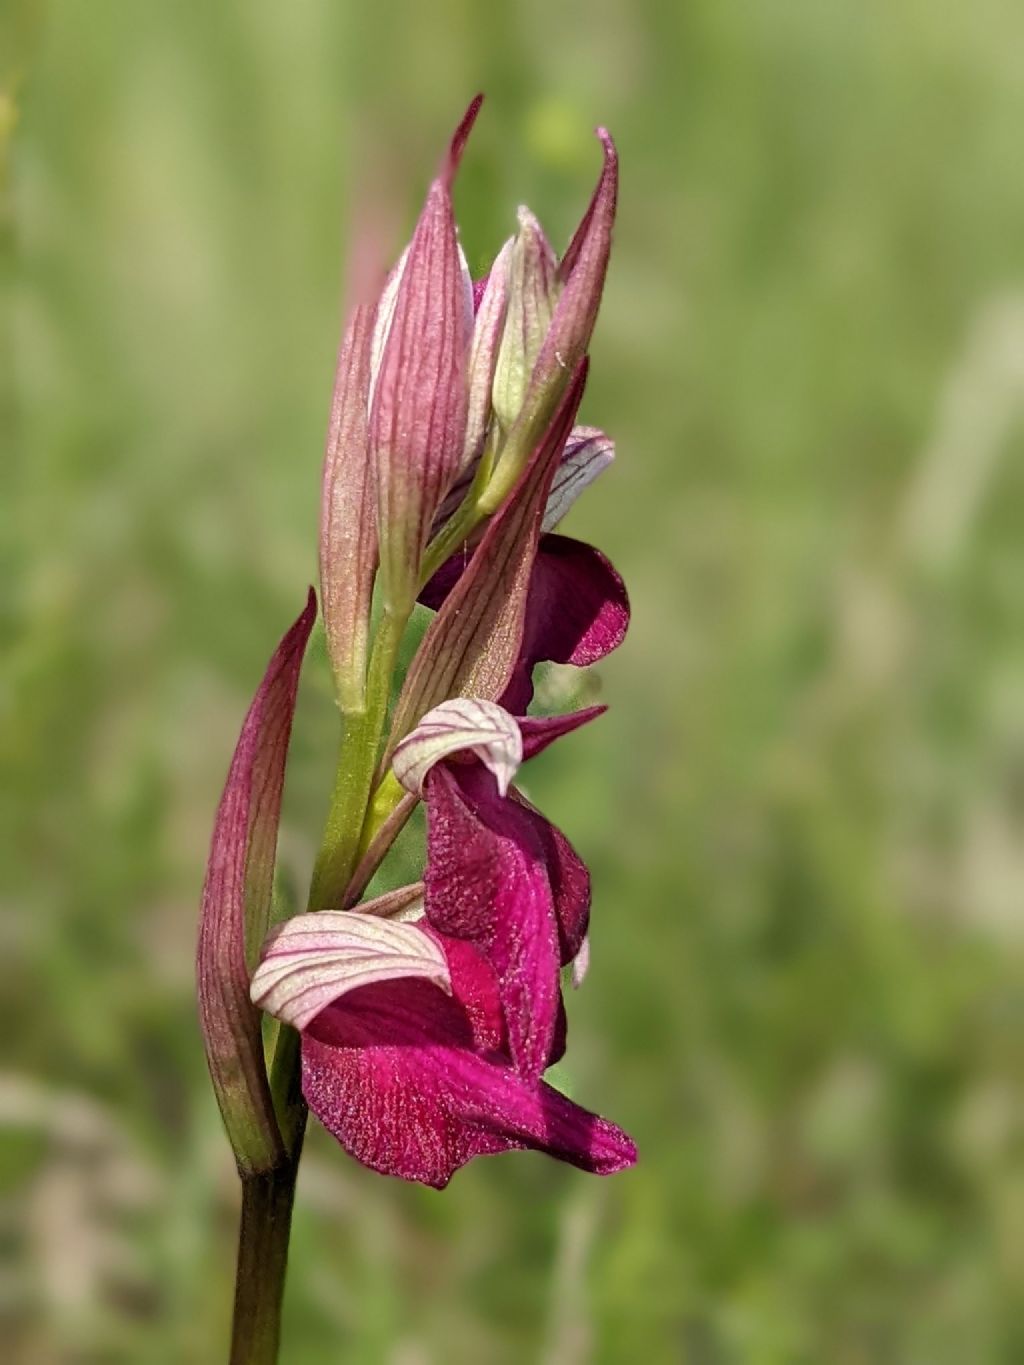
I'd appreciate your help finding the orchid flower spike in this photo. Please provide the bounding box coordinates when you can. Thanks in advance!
[201,95,634,1236]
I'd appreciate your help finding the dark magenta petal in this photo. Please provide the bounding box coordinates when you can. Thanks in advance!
[532,537,628,666]
[510,790,591,966]
[500,533,629,712]
[423,765,561,1080]
[304,934,503,1053]
[517,704,606,761]
[301,938,502,1188]
[473,1071,636,1178]
[301,937,635,1187]
[549,995,568,1068]
[418,549,464,610]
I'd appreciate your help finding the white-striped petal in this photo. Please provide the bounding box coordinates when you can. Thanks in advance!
[542,426,615,532]
[251,910,449,1032]
[392,698,523,796]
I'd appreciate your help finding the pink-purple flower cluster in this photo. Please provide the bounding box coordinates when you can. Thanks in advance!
[198,97,635,1189]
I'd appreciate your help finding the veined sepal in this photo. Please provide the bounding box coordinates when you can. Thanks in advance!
[369,96,481,615]
[196,589,315,1175]
[320,303,378,710]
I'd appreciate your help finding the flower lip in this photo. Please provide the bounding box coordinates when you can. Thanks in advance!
[299,930,637,1187]
[420,529,629,717]
[411,700,605,1080]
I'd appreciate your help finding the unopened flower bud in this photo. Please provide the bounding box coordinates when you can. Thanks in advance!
[480,129,617,514]
[369,97,481,615]
[491,208,560,433]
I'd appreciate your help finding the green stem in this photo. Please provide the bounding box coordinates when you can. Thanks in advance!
[229,1156,302,1365]
[308,608,406,912]
[419,495,480,586]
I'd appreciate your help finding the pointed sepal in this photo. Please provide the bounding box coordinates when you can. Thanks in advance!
[320,305,378,709]
[196,589,315,1174]
[369,97,481,612]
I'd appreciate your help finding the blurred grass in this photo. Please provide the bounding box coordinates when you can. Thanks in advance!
[4,1,1024,1361]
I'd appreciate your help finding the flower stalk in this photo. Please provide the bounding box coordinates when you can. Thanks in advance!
[196,94,632,1364]
[308,605,408,912]
[229,1156,302,1365]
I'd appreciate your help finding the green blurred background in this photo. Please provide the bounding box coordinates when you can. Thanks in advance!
[5,1,1024,1361]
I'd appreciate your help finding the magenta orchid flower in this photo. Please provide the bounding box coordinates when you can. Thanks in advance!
[252,914,632,1189]
[250,699,634,1188]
